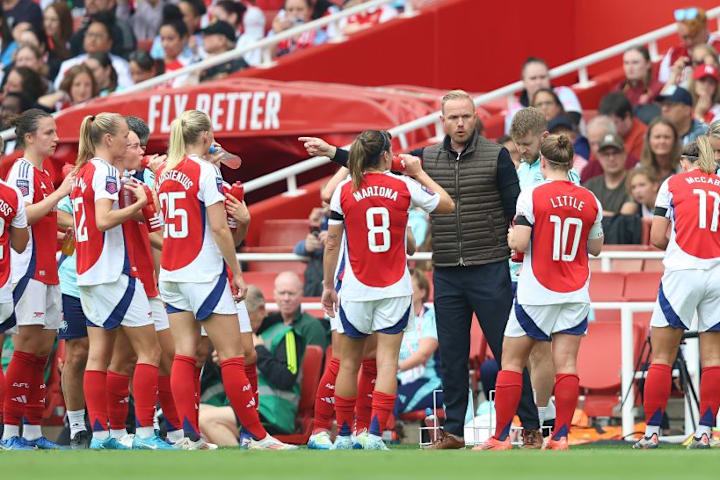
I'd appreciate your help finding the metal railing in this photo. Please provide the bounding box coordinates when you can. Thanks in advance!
[243,7,720,195]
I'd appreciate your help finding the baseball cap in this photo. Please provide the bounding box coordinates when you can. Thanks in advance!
[693,64,720,81]
[547,115,575,133]
[598,132,625,152]
[656,86,693,107]
[202,20,236,43]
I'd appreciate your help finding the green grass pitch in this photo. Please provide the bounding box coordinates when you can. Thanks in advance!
[1,445,719,480]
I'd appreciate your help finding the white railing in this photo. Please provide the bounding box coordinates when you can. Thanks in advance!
[0,0,415,142]
[243,7,720,195]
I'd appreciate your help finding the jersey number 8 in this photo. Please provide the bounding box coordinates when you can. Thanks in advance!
[549,215,582,262]
[158,192,189,239]
[366,207,390,253]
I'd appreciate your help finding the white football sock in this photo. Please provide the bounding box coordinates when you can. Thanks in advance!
[22,424,42,441]
[68,409,87,437]
[2,424,19,440]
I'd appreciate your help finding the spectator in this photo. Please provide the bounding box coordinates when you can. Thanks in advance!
[626,167,659,220]
[199,285,306,443]
[266,271,328,350]
[707,119,720,167]
[39,64,98,111]
[150,4,198,61]
[659,86,707,145]
[531,87,564,122]
[395,270,442,417]
[0,9,12,66]
[43,2,73,81]
[504,56,583,134]
[498,135,520,168]
[177,0,207,58]
[339,0,397,36]
[70,0,136,59]
[2,0,43,38]
[55,12,133,90]
[659,7,720,85]
[128,50,164,85]
[639,117,682,181]
[582,133,637,217]
[547,115,588,174]
[0,92,32,154]
[11,43,49,85]
[271,0,329,58]
[158,18,199,87]
[0,20,32,67]
[293,207,327,297]
[85,52,118,96]
[2,66,45,104]
[689,64,720,124]
[581,115,640,184]
[122,0,168,42]
[598,91,647,160]
[617,45,663,107]
[199,21,248,82]
[212,0,264,67]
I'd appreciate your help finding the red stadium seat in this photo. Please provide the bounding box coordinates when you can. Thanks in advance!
[246,260,306,274]
[258,219,310,247]
[274,344,324,445]
[243,272,279,299]
[588,272,625,301]
[623,272,661,302]
[641,218,652,245]
[642,258,664,272]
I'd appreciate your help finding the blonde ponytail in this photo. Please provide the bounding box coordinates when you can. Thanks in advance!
[696,136,717,174]
[75,115,96,172]
[166,110,212,171]
[74,112,124,173]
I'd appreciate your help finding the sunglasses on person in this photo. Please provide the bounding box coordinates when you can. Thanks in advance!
[674,7,699,22]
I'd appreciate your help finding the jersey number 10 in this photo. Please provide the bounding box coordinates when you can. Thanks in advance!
[549,215,582,262]
[693,188,720,232]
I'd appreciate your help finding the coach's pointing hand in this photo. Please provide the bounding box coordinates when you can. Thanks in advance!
[299,137,337,159]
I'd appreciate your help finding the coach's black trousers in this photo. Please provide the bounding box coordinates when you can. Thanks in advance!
[433,261,540,437]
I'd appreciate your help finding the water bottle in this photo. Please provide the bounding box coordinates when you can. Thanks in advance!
[510,219,524,262]
[424,407,437,429]
[209,145,242,169]
[140,184,163,232]
[61,228,75,256]
[391,155,423,172]
[119,172,135,208]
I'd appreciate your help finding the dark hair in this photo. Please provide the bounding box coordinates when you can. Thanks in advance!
[348,130,391,189]
[180,0,207,18]
[88,10,115,38]
[215,0,247,27]
[411,270,430,303]
[162,3,184,22]
[161,19,189,38]
[0,8,11,56]
[46,2,73,59]
[522,56,548,74]
[87,52,118,93]
[125,115,150,145]
[599,91,634,120]
[310,0,330,19]
[2,91,34,112]
[59,64,99,102]
[129,50,165,75]
[8,67,45,102]
[14,108,53,148]
[532,87,563,109]
[540,133,574,170]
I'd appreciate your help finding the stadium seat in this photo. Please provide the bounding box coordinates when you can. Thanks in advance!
[243,272,280,299]
[588,272,625,301]
[642,258,664,272]
[641,218,652,245]
[274,344,324,445]
[246,260,306,274]
[259,219,310,248]
[623,272,662,302]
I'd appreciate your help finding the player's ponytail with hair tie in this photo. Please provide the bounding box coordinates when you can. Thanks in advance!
[75,114,97,173]
[695,136,717,175]
[166,117,187,171]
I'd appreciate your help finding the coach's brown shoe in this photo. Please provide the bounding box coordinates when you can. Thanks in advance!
[423,429,465,450]
[520,429,543,449]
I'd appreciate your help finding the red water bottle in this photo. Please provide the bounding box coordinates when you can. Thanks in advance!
[140,185,163,232]
[228,181,244,202]
[510,219,524,262]
[391,155,406,171]
[222,183,237,232]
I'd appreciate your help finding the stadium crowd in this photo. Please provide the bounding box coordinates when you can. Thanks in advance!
[0,1,720,453]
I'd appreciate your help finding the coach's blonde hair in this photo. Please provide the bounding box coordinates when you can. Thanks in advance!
[540,133,574,171]
[166,110,212,170]
[509,107,548,140]
[694,136,718,174]
[348,129,390,190]
[441,90,474,114]
[76,112,125,172]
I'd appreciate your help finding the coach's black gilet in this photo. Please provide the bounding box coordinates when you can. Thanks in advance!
[422,133,510,267]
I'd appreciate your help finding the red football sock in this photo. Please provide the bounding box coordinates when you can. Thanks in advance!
[106,370,130,430]
[0,362,4,423]
[335,394,356,437]
[171,355,200,440]
[244,362,259,407]
[23,354,47,426]
[493,370,523,440]
[158,375,181,432]
[194,366,202,427]
[312,357,339,433]
[3,350,36,426]
[369,391,396,437]
[220,357,267,440]
[551,374,579,440]
[133,363,159,429]
[355,358,376,432]
[699,366,720,427]
[644,363,671,427]
[84,370,108,432]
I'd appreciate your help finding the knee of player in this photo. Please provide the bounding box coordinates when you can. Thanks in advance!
[65,340,90,368]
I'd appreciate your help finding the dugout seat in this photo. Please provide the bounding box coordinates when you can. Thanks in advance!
[623,272,662,302]
[258,219,310,248]
[274,344,324,445]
